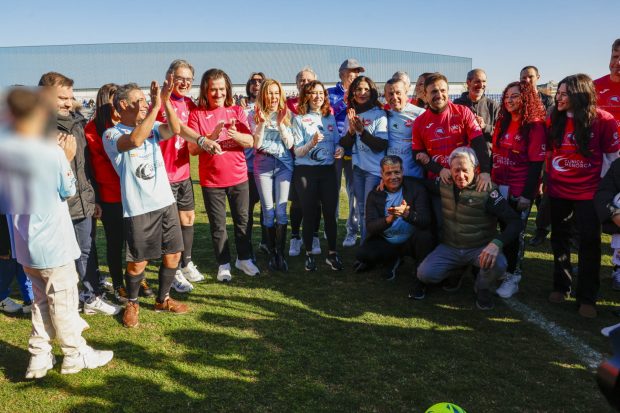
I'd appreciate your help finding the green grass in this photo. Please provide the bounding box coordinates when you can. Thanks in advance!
[1,166,619,412]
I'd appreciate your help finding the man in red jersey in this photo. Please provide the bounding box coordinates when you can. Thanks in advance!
[594,39,620,125]
[157,60,201,293]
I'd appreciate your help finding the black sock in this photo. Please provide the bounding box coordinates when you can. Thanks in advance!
[125,271,144,301]
[180,225,194,267]
[158,266,177,302]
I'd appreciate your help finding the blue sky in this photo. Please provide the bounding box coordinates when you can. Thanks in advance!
[2,0,618,92]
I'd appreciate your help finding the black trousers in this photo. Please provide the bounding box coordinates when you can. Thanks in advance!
[100,202,125,288]
[294,165,338,252]
[356,229,434,267]
[499,198,528,274]
[549,197,601,305]
[202,181,251,264]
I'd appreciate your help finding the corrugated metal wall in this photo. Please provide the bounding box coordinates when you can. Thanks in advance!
[0,42,471,88]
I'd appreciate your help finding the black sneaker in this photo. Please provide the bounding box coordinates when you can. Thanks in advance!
[476,288,494,310]
[325,253,343,271]
[139,279,155,298]
[383,257,402,281]
[528,230,548,247]
[442,270,465,292]
[305,253,317,271]
[353,260,370,273]
[408,278,426,300]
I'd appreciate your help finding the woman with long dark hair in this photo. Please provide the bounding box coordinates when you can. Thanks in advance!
[291,80,344,271]
[339,75,388,241]
[546,74,619,318]
[491,80,547,298]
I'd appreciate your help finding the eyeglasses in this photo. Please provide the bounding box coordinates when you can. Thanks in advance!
[504,94,521,101]
[250,78,263,84]
[174,76,194,84]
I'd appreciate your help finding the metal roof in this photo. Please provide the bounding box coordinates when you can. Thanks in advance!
[0,42,471,89]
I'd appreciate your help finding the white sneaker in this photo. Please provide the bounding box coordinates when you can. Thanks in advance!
[25,352,56,379]
[83,296,121,316]
[235,258,260,276]
[0,297,23,313]
[22,304,32,314]
[60,347,113,375]
[496,273,521,298]
[289,238,302,256]
[342,234,357,248]
[172,270,194,293]
[217,263,232,282]
[312,237,322,255]
[181,261,205,282]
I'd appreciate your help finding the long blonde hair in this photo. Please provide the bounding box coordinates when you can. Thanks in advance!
[254,78,290,126]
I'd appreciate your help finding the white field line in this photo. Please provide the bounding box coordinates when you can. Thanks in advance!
[503,298,604,369]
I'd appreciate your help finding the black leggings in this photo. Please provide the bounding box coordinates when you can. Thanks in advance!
[294,165,338,252]
[100,202,125,288]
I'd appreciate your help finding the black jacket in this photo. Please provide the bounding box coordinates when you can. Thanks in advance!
[453,92,500,144]
[365,178,431,238]
[595,158,620,235]
[57,113,96,220]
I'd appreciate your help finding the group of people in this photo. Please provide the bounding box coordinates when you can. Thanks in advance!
[2,38,620,379]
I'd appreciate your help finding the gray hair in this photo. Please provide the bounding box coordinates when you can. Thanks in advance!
[466,68,486,81]
[391,71,411,88]
[380,155,403,171]
[448,147,478,168]
[296,66,317,83]
[166,59,195,77]
[113,83,141,113]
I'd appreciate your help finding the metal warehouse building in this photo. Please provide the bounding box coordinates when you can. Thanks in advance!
[0,42,471,96]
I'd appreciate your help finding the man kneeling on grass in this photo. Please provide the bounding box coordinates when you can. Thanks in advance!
[412,147,521,310]
[354,155,434,281]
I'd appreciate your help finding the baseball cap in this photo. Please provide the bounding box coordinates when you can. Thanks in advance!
[339,58,365,72]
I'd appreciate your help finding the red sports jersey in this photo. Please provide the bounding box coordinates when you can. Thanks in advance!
[188,105,250,188]
[157,94,196,183]
[411,101,482,178]
[492,119,546,198]
[546,109,619,200]
[594,75,620,127]
[286,97,299,115]
[84,120,121,203]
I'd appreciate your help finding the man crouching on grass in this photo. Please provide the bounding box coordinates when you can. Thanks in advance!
[412,147,521,309]
[103,77,221,328]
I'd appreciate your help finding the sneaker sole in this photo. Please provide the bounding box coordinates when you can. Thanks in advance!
[497,288,518,299]
[476,302,494,310]
[61,354,113,374]
[325,259,343,271]
[408,293,426,300]
[83,308,121,316]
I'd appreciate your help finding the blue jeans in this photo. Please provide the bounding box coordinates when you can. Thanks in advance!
[352,166,381,241]
[254,154,292,227]
[72,217,101,301]
[0,258,33,304]
[335,157,358,237]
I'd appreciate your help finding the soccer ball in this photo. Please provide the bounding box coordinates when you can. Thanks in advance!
[425,402,467,413]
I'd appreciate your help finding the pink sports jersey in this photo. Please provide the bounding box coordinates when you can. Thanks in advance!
[492,119,546,198]
[188,105,250,188]
[286,97,299,115]
[157,94,196,183]
[411,101,482,178]
[594,75,620,127]
[546,109,619,200]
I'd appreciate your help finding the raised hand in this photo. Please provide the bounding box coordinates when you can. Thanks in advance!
[277,107,288,125]
[58,132,77,161]
[150,80,161,109]
[226,119,240,140]
[160,73,174,103]
[211,120,225,140]
[311,131,324,146]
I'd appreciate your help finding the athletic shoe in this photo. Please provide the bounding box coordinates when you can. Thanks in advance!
[25,352,56,379]
[528,230,548,247]
[154,297,189,314]
[181,261,205,283]
[548,291,569,303]
[342,234,357,248]
[496,273,521,298]
[383,257,401,281]
[612,266,620,291]
[476,288,494,310]
[442,271,465,292]
[578,304,597,318]
[408,278,426,300]
[60,347,114,374]
[305,253,317,271]
[139,279,155,297]
[258,242,270,255]
[22,304,32,314]
[353,260,370,273]
[235,259,260,276]
[325,253,343,271]
[100,279,114,293]
[83,296,122,316]
[311,237,322,255]
[289,237,302,257]
[123,301,140,328]
[0,297,22,313]
[172,270,194,293]
[114,286,128,304]
[217,263,232,282]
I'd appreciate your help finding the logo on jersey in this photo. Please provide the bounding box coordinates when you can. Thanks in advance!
[135,163,155,180]
[362,119,372,127]
[434,127,446,138]
[205,114,213,120]
[174,136,184,150]
[309,147,329,162]
[327,125,334,132]
[566,132,574,142]
[552,156,591,172]
[450,125,460,133]
[302,117,313,123]
[425,122,434,129]
[610,96,620,104]
[492,153,516,167]
[405,119,414,128]
[431,154,446,166]
[514,134,522,142]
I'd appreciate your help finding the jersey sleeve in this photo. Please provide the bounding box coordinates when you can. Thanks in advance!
[411,116,426,151]
[371,111,388,140]
[527,121,547,162]
[462,106,483,141]
[57,147,77,200]
[292,116,305,147]
[600,116,620,153]
[235,106,252,134]
[102,127,122,165]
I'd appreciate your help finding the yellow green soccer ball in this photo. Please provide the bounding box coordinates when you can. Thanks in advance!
[425,402,467,413]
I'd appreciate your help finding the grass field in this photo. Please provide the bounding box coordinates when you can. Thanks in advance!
[1,168,620,412]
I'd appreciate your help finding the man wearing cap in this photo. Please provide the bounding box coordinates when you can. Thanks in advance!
[328,58,364,248]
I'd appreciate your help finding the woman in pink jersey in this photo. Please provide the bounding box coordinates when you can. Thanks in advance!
[188,69,260,282]
[547,74,620,318]
[491,80,547,299]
